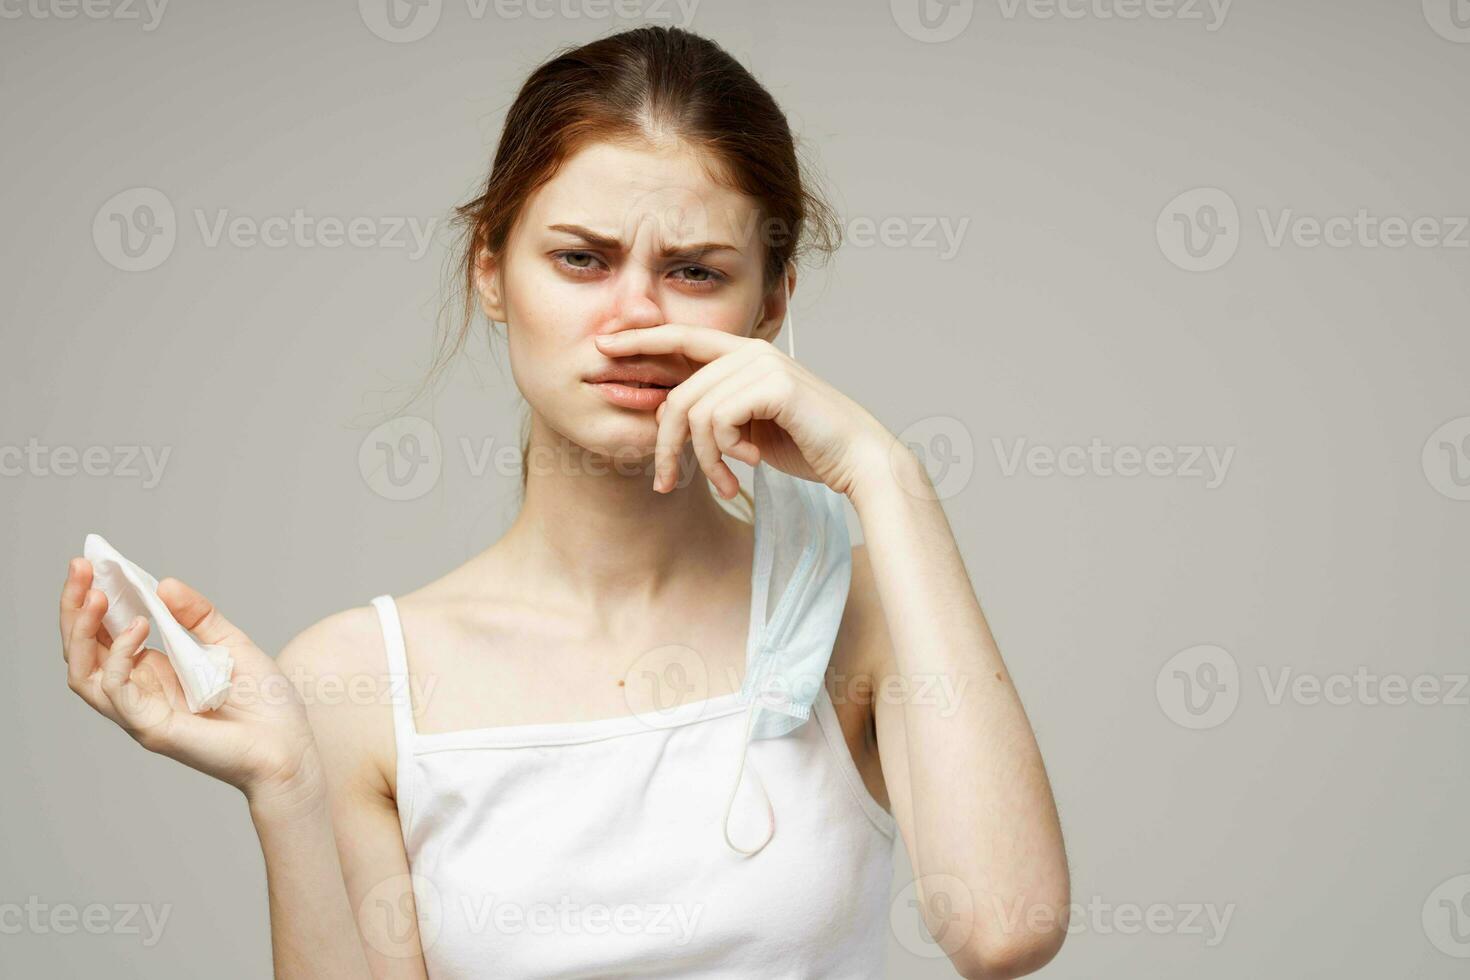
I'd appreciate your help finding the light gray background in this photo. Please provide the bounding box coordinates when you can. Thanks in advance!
[2,0,1467,976]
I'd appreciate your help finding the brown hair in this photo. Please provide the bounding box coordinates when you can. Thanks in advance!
[417,25,840,501]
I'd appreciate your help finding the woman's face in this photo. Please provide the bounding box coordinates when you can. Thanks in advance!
[475,139,788,466]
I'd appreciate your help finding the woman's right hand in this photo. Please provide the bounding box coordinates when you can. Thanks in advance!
[59,557,322,811]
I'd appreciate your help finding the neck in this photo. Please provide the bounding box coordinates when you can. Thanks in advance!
[498,420,751,606]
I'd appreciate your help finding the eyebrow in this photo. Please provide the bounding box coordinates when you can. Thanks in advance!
[546,223,741,259]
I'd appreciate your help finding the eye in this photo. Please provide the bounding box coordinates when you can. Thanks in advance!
[670,264,726,289]
[552,250,606,277]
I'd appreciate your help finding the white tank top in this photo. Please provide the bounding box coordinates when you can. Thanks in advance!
[370,590,897,978]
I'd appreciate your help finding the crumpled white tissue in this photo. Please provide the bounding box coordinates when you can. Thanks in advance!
[83,533,234,713]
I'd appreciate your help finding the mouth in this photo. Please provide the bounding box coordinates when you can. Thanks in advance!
[584,377,677,410]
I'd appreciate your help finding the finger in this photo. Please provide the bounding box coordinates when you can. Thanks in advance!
[66,588,109,689]
[651,342,766,492]
[691,366,784,497]
[686,373,755,499]
[100,616,167,734]
[594,323,755,366]
[59,558,94,655]
[155,576,245,647]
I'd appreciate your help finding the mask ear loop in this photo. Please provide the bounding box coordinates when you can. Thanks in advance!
[718,266,797,856]
[721,697,776,856]
[783,266,797,361]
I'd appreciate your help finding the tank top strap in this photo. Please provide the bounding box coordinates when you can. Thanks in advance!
[370,594,418,746]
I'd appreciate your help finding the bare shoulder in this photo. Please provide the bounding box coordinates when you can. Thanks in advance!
[276,602,398,798]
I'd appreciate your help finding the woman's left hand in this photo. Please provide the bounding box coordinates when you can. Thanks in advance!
[594,324,894,499]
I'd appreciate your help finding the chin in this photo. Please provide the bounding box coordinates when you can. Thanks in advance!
[569,415,658,468]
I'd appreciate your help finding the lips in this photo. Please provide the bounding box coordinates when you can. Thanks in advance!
[586,379,674,410]
[584,365,685,388]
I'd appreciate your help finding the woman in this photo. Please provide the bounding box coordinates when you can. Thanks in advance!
[57,25,1069,980]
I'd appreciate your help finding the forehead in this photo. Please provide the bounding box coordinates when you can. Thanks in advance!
[521,139,762,250]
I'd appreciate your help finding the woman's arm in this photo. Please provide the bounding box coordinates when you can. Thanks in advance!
[58,562,423,980]
[583,322,1071,976]
[272,614,433,980]
[848,445,1071,980]
[246,757,377,980]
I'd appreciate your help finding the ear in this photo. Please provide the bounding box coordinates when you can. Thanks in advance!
[473,245,507,322]
[751,263,795,345]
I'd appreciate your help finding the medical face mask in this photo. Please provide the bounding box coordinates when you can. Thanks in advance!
[720,272,854,856]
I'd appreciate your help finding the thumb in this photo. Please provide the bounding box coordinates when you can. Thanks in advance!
[156,576,248,647]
